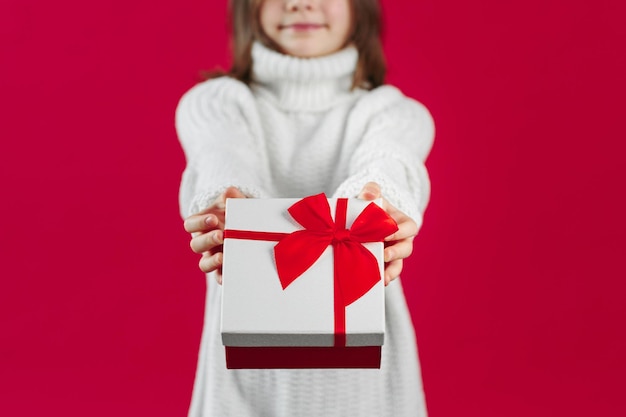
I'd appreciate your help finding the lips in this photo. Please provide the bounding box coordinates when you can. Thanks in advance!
[280,23,327,31]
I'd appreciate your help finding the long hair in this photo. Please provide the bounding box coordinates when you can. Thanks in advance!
[222,0,386,90]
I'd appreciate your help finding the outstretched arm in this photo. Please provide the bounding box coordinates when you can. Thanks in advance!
[176,78,272,218]
[335,87,435,283]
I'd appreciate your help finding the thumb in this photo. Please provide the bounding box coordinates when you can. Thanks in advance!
[357,182,382,201]
[214,186,247,209]
[224,186,247,200]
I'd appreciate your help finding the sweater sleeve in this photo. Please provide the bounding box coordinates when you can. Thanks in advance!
[332,86,435,230]
[175,77,271,218]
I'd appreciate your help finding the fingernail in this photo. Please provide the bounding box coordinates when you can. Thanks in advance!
[205,215,215,226]
[213,231,223,244]
[384,249,393,262]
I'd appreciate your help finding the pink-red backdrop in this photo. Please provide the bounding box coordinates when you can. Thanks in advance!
[1,0,625,416]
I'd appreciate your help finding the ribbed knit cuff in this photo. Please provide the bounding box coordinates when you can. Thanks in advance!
[187,184,268,217]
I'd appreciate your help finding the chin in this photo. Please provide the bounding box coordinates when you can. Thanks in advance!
[277,39,337,58]
[286,47,338,58]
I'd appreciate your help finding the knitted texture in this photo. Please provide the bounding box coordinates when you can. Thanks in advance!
[176,42,434,417]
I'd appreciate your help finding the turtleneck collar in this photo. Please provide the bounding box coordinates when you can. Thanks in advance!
[251,41,360,112]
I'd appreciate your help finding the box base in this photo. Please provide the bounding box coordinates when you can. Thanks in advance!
[225,346,381,369]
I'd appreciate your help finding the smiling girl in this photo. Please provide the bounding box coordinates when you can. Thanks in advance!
[176,0,434,415]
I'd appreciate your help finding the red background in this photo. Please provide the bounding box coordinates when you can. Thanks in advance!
[1,0,625,416]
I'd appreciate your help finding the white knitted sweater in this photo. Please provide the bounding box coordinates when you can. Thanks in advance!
[176,42,434,417]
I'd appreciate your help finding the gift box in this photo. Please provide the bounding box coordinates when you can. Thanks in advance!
[220,194,398,369]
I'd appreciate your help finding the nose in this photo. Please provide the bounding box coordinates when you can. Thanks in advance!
[285,0,313,12]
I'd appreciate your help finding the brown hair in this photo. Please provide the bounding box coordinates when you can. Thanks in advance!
[220,0,386,90]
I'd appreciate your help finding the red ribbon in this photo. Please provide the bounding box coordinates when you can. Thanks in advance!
[224,193,398,347]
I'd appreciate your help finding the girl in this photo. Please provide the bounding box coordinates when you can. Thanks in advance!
[177,0,434,415]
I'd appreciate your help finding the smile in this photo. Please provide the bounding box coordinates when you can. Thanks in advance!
[280,23,327,31]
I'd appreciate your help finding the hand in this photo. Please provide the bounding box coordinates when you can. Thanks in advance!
[357,182,418,285]
[183,187,247,284]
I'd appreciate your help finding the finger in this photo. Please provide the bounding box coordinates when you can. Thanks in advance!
[184,213,219,234]
[384,259,403,285]
[190,230,223,254]
[199,252,223,274]
[384,240,414,262]
[357,182,381,201]
[214,263,225,284]
[385,217,418,242]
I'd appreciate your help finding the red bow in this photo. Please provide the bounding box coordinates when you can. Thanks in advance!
[275,194,398,307]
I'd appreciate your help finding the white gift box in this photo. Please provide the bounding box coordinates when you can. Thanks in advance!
[220,195,393,369]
